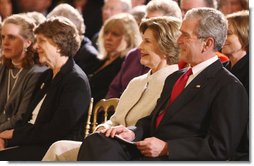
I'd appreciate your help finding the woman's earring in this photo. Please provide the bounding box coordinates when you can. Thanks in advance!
[24,47,28,52]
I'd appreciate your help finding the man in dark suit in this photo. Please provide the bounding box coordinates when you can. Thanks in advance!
[77,8,249,161]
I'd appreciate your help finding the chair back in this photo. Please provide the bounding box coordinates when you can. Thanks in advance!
[85,98,94,138]
[91,98,119,132]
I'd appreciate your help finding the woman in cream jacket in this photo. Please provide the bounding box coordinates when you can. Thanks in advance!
[42,16,181,161]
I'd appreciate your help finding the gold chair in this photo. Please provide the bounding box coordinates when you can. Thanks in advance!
[91,98,119,132]
[84,98,94,138]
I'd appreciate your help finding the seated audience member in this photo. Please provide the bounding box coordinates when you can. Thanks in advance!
[25,11,46,26]
[131,0,146,7]
[78,8,248,161]
[71,0,87,13]
[13,0,52,16]
[82,0,104,40]
[221,10,249,95]
[0,0,13,20]
[218,0,249,15]
[130,5,147,25]
[221,11,249,160]
[88,13,141,104]
[106,0,182,98]
[91,0,132,49]
[47,3,101,75]
[179,0,217,17]
[43,16,181,161]
[0,14,46,132]
[0,16,91,161]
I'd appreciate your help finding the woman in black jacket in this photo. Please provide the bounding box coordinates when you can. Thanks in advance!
[0,16,91,161]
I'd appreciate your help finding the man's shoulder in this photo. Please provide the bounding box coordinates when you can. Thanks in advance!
[215,66,240,81]
[164,69,186,85]
[203,64,245,92]
[167,69,186,78]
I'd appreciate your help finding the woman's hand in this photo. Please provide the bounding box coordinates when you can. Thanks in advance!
[95,126,106,132]
[0,129,14,139]
[99,125,135,142]
[0,138,6,150]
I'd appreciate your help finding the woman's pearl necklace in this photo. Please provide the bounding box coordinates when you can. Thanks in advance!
[7,68,23,100]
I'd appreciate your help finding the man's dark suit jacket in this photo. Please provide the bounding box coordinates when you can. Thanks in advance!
[133,60,248,160]
[0,58,91,160]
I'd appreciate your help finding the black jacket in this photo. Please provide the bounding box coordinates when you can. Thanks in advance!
[9,58,91,146]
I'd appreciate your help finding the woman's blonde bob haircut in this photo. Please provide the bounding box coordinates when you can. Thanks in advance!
[140,16,182,65]
[98,13,141,59]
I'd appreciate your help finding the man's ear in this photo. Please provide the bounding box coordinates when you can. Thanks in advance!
[202,37,214,52]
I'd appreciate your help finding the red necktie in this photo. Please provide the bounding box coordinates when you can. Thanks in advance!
[155,68,193,128]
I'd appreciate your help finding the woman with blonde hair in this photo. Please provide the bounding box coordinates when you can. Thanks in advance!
[89,13,141,104]
[0,14,46,132]
[106,0,182,99]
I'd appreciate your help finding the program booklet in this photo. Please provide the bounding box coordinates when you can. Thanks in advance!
[0,146,19,151]
[115,135,136,145]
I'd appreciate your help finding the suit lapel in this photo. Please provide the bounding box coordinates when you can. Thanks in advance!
[155,60,223,129]
[150,70,185,131]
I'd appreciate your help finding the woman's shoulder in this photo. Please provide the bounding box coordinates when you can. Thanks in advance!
[64,63,90,85]
[127,71,150,87]
[18,65,49,85]
[28,65,48,74]
[0,63,6,69]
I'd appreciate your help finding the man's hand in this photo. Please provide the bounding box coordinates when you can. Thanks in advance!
[99,125,135,141]
[136,137,168,157]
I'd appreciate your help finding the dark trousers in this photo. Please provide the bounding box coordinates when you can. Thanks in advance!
[77,133,168,161]
[0,145,49,161]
